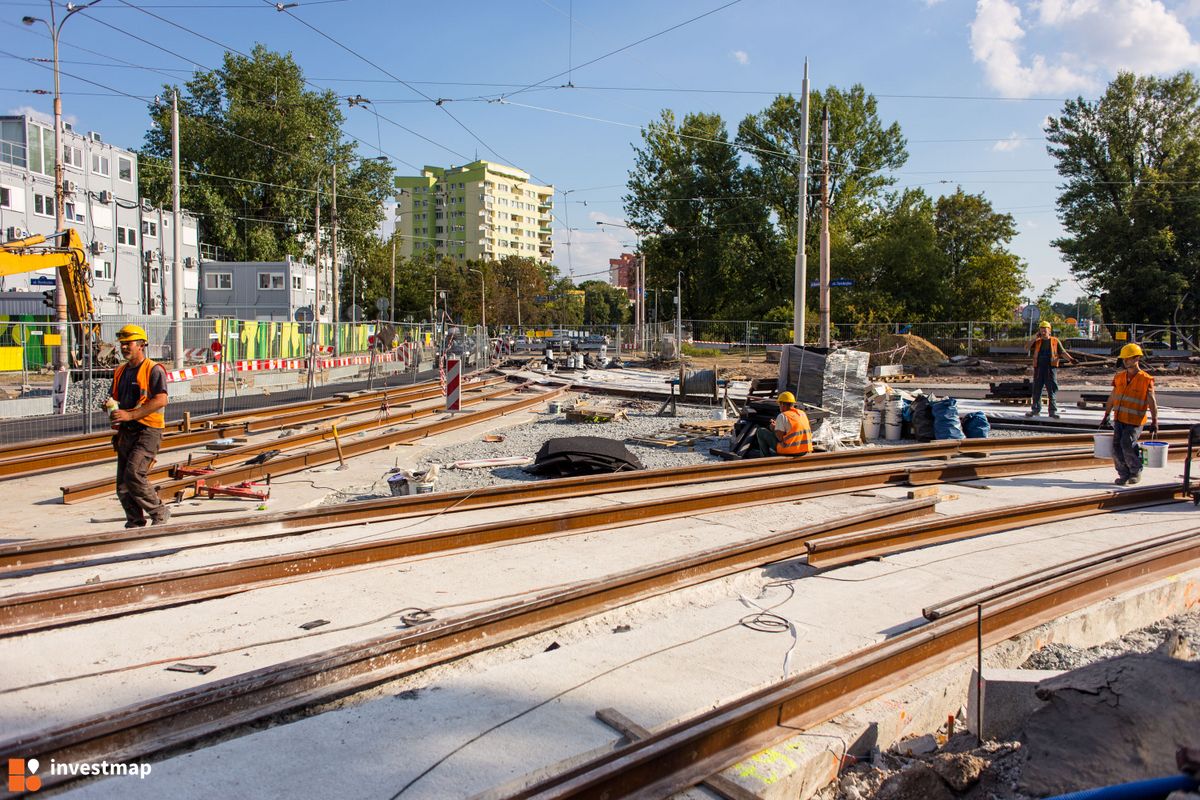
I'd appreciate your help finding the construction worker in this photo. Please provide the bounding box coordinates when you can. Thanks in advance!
[108,324,171,528]
[1100,343,1158,486]
[755,391,813,457]
[1025,320,1076,418]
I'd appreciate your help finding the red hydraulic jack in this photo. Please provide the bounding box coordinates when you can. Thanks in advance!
[173,465,271,501]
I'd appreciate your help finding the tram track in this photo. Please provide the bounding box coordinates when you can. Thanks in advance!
[0,481,1190,794]
[0,375,505,481]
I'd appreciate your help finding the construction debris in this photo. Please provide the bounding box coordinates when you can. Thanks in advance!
[526,436,645,477]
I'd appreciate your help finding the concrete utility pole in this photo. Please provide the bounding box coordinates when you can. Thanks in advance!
[171,90,183,369]
[819,105,831,349]
[390,238,396,325]
[793,59,810,347]
[313,181,321,323]
[638,251,646,351]
[331,163,339,355]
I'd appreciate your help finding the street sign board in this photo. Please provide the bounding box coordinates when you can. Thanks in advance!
[30,276,56,286]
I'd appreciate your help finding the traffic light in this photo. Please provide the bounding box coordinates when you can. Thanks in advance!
[41,290,54,310]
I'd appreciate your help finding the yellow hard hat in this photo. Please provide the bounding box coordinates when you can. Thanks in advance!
[116,324,148,342]
[777,391,797,404]
[1039,320,1052,329]
[1118,343,1144,360]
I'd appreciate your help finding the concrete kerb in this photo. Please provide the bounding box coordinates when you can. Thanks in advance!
[712,567,1200,800]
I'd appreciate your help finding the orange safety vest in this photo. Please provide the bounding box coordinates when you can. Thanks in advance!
[1030,336,1062,367]
[1111,369,1153,426]
[776,407,812,456]
[112,358,166,430]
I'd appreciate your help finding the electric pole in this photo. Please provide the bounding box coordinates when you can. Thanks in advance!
[819,104,831,348]
[331,163,339,355]
[793,59,810,347]
[171,90,183,369]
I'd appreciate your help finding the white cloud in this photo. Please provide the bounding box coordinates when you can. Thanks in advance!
[731,50,750,65]
[970,0,1200,96]
[552,211,629,282]
[6,105,53,125]
[924,0,948,5]
[993,131,1023,151]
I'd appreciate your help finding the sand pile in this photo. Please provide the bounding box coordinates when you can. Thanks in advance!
[866,333,948,368]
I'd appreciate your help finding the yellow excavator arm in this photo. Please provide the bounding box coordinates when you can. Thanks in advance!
[0,229,98,324]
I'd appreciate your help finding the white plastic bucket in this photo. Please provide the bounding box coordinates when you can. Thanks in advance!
[1141,441,1169,469]
[547,401,561,414]
[884,400,905,425]
[884,420,903,441]
[1093,432,1113,459]
[864,410,883,439]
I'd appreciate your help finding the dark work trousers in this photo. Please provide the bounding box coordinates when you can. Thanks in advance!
[1111,420,1144,480]
[1031,367,1059,413]
[755,426,778,457]
[115,426,166,525]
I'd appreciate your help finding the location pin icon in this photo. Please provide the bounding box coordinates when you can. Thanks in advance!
[26,759,38,774]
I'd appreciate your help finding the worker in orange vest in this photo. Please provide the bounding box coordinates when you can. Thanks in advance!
[1100,343,1158,486]
[1024,320,1076,418]
[108,324,171,528]
[755,391,813,457]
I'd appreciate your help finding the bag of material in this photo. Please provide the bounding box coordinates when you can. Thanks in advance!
[910,395,935,442]
[961,411,990,439]
[932,398,965,440]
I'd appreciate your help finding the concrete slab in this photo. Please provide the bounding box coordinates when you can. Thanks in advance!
[966,667,1064,741]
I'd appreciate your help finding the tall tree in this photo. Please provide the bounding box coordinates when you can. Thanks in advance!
[139,45,395,305]
[934,189,1027,321]
[625,110,776,319]
[1046,71,1200,325]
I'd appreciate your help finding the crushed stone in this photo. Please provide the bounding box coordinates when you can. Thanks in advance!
[1022,609,1200,670]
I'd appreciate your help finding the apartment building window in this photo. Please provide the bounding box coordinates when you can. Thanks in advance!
[64,201,84,222]
[63,145,84,169]
[118,157,133,182]
[258,272,285,290]
[28,124,53,175]
[91,153,110,177]
[150,266,161,285]
[205,272,232,289]
[33,193,53,217]
[142,221,157,238]
[292,275,304,290]
[117,225,137,246]
[94,260,112,280]
[0,187,10,209]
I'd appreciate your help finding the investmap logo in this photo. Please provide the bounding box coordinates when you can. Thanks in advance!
[7,758,41,793]
[7,757,152,791]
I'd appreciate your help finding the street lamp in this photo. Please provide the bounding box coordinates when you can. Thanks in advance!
[596,220,644,351]
[468,267,486,331]
[23,0,103,380]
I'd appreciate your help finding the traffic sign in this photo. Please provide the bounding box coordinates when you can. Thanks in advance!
[30,276,56,286]
[809,279,854,288]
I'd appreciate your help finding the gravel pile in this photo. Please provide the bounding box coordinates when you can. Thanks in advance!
[325,400,731,503]
[1021,608,1200,670]
[63,377,113,413]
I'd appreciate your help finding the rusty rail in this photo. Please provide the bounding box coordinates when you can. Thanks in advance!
[502,530,1200,799]
[57,379,540,503]
[0,377,504,481]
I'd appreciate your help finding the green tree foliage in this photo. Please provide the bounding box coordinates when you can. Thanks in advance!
[933,189,1027,321]
[580,280,631,325]
[1046,71,1200,325]
[139,45,395,311]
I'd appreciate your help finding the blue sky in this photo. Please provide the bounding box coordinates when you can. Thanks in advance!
[4,0,1200,304]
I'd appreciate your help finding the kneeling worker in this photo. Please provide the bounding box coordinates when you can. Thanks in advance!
[755,391,813,457]
[108,324,171,527]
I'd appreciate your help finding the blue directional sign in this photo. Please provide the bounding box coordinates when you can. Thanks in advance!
[30,276,56,286]
[808,279,854,288]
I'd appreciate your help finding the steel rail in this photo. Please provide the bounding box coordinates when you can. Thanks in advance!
[5,490,1193,793]
[0,497,947,791]
[0,451,1173,635]
[805,484,1181,567]
[0,377,505,481]
[503,531,1200,799]
[58,380,538,504]
[3,434,1185,573]
[0,374,463,461]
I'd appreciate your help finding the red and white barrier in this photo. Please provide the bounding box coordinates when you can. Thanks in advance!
[445,356,461,411]
[165,363,223,383]
[164,348,413,384]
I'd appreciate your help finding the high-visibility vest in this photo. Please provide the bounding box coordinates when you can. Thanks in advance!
[777,408,812,456]
[1111,369,1153,426]
[112,358,166,430]
[1031,337,1062,367]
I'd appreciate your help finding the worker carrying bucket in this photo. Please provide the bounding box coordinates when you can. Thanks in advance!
[755,392,813,457]
[1099,343,1159,486]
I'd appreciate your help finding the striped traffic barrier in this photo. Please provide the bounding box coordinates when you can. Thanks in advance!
[445,356,461,411]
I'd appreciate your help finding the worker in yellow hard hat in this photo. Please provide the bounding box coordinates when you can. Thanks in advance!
[1100,342,1158,486]
[755,391,812,457]
[1024,320,1076,418]
[107,323,171,527]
